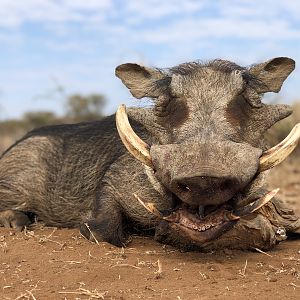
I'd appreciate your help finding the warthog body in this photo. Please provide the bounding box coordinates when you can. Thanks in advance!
[0,57,300,250]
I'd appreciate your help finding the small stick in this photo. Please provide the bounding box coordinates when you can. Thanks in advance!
[251,247,273,257]
[63,260,83,264]
[111,264,141,269]
[83,223,100,245]
[239,260,248,277]
[133,194,162,217]
[46,228,57,239]
[26,289,37,300]
[59,288,107,299]
[289,282,300,288]
[15,293,28,300]
[155,259,163,278]
[88,250,97,259]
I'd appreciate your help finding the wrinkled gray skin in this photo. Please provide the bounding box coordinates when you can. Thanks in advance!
[0,57,300,251]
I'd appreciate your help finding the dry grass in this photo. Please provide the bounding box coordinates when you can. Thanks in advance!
[238,260,248,277]
[154,259,163,279]
[14,285,38,300]
[59,286,108,299]
[82,222,100,245]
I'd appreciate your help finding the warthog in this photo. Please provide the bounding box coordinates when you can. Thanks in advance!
[0,57,300,251]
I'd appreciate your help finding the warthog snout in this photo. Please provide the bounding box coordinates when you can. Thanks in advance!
[150,141,262,206]
[172,176,238,205]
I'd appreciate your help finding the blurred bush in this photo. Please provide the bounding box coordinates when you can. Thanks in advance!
[266,102,300,156]
[0,120,26,154]
[65,93,105,122]
[23,111,58,128]
[0,93,106,154]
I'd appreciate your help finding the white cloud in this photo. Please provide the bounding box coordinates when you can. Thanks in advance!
[0,0,300,120]
[0,0,112,28]
[62,0,111,11]
[137,17,300,45]
[125,0,205,22]
[0,31,22,45]
[218,0,300,21]
[0,0,299,42]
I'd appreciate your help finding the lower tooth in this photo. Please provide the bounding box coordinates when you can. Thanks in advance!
[197,225,209,232]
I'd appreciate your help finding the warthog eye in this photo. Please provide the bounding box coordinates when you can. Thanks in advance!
[177,183,191,192]
[219,179,233,191]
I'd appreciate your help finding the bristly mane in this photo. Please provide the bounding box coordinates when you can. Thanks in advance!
[169,60,245,76]
[153,60,262,90]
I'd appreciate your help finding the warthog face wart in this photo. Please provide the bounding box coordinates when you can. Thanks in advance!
[115,57,299,243]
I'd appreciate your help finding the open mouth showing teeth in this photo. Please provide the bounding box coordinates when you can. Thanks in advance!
[134,188,279,244]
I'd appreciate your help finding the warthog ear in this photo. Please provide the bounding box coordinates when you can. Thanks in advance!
[115,63,167,99]
[249,57,295,93]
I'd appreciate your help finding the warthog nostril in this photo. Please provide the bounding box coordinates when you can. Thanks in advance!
[175,176,237,196]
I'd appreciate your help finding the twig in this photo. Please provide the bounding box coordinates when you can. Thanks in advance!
[111,264,141,269]
[133,194,162,217]
[239,260,248,277]
[63,260,83,264]
[15,285,38,300]
[46,228,57,239]
[89,250,97,259]
[0,241,8,253]
[59,287,107,299]
[251,247,273,257]
[155,259,163,278]
[289,282,300,289]
[25,289,37,300]
[83,223,100,245]
[199,272,208,280]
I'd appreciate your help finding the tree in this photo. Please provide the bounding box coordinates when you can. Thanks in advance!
[65,93,106,122]
[23,111,57,128]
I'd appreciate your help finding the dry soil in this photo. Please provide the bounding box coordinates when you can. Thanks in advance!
[0,158,300,300]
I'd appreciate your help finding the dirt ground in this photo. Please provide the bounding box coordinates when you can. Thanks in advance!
[0,158,300,300]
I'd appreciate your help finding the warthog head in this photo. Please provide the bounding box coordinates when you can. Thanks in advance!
[115,58,300,243]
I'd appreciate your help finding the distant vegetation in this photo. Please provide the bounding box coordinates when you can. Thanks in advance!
[0,96,299,156]
[65,94,106,122]
[267,102,300,155]
[0,93,106,154]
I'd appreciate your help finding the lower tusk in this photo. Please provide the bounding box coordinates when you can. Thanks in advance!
[225,212,240,221]
[116,105,153,168]
[259,123,300,172]
[133,194,162,217]
[250,188,280,213]
[234,188,279,216]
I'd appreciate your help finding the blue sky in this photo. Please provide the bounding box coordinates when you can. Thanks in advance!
[0,0,300,120]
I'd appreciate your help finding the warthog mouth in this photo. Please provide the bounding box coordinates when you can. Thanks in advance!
[134,189,279,244]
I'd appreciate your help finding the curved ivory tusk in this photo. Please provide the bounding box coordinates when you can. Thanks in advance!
[234,188,279,216]
[116,104,153,168]
[259,123,300,172]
